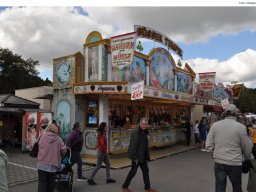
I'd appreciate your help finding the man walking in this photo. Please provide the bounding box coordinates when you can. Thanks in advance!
[206,104,252,192]
[122,117,157,192]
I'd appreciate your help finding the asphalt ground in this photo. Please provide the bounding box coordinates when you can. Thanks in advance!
[6,148,250,192]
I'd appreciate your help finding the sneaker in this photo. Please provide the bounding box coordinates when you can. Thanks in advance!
[145,188,158,192]
[87,179,97,185]
[106,178,116,183]
[122,187,132,192]
[77,176,87,181]
[201,149,207,152]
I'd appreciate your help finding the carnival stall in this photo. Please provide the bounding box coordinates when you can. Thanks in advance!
[52,27,221,156]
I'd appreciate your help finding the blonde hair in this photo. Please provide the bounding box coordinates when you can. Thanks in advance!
[46,124,59,134]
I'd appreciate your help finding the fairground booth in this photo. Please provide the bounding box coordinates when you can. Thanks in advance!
[52,26,220,156]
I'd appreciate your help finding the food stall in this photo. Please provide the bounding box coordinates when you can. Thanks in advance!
[52,28,218,157]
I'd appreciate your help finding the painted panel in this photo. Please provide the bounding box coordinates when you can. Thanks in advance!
[112,63,130,82]
[149,51,175,90]
[37,112,52,135]
[177,72,193,94]
[57,100,71,143]
[25,112,38,151]
[88,46,99,80]
[130,56,146,83]
[54,58,73,87]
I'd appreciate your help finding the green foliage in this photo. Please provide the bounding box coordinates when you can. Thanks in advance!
[136,41,143,52]
[234,88,256,113]
[0,48,52,94]
[177,59,182,68]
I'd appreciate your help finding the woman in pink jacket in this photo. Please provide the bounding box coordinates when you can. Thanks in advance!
[37,123,66,192]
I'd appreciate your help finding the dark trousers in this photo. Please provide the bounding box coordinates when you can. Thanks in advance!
[122,161,150,190]
[71,151,83,178]
[185,132,191,146]
[214,162,242,192]
[38,170,55,192]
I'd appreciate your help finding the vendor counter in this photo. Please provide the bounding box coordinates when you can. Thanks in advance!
[83,126,186,155]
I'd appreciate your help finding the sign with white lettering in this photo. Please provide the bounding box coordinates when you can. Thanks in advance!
[74,84,125,94]
[131,81,144,100]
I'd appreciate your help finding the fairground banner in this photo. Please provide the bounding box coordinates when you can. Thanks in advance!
[111,32,136,70]
[198,72,216,91]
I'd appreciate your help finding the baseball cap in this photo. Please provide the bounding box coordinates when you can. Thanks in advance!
[224,104,238,115]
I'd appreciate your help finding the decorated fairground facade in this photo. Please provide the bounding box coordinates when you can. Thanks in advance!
[52,26,221,156]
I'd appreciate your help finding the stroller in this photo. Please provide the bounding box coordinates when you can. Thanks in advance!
[54,147,73,192]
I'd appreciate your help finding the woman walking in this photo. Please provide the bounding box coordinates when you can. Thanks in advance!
[87,122,116,185]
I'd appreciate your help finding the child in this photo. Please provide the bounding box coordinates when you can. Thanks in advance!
[87,122,116,185]
[242,145,256,192]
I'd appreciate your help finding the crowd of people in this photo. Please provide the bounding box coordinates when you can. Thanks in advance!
[1,104,256,192]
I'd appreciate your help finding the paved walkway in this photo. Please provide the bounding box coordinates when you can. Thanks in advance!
[2,143,199,187]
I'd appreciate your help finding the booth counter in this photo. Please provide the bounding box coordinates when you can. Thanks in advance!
[83,125,185,155]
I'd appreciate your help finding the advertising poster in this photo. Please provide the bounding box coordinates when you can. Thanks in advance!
[111,32,136,81]
[37,112,52,135]
[131,81,144,100]
[199,72,216,91]
[25,112,38,151]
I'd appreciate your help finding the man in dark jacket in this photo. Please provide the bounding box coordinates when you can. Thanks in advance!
[66,122,86,181]
[122,117,157,192]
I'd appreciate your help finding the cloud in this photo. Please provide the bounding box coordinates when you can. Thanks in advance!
[186,49,256,88]
[0,7,256,88]
[84,7,256,44]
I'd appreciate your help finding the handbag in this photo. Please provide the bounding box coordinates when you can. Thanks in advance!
[29,135,41,158]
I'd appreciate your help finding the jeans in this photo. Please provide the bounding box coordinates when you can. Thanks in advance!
[122,160,150,190]
[89,151,111,180]
[71,151,83,178]
[214,162,242,192]
[38,170,55,192]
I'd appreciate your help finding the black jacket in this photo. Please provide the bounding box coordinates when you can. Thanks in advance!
[128,127,150,162]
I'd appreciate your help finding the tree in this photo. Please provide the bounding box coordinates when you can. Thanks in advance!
[234,88,256,113]
[0,48,52,94]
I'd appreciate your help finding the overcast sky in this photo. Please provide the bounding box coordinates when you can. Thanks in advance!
[0,7,256,88]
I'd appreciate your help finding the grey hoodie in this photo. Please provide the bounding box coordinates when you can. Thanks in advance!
[206,116,252,165]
